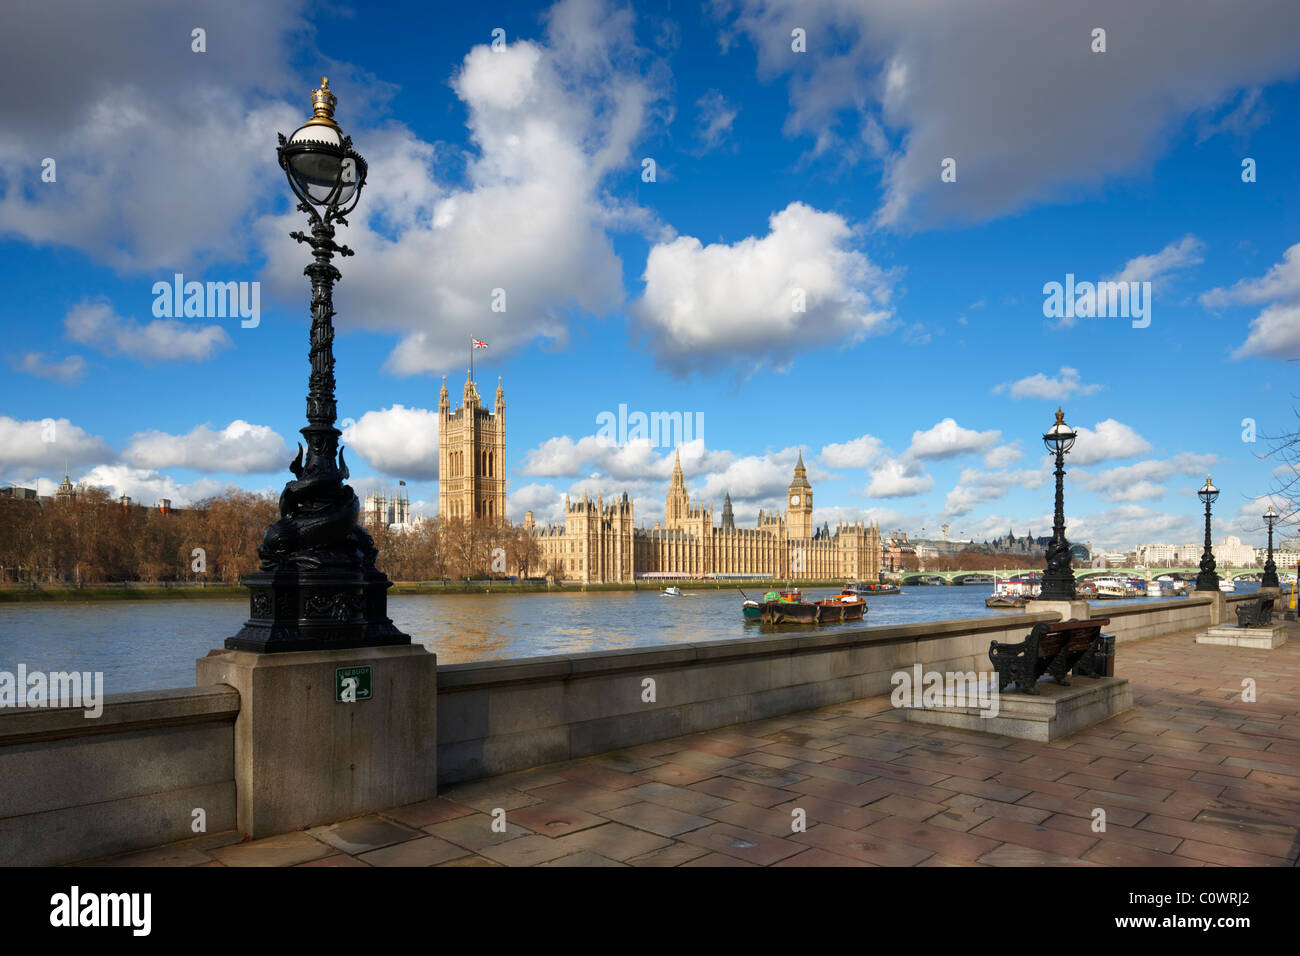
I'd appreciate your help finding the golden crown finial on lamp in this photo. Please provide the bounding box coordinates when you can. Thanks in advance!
[306,76,339,129]
[1055,406,1065,425]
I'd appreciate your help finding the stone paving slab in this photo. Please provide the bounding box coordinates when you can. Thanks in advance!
[78,623,1300,867]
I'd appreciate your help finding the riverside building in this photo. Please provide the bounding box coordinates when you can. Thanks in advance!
[438,374,881,584]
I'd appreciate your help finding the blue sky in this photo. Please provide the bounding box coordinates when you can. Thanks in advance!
[2,0,1298,552]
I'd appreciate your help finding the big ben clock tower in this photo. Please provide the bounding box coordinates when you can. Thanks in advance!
[787,451,813,539]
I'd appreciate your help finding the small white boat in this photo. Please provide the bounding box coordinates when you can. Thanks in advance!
[1220,578,1236,592]
[1091,575,1128,600]
[662,586,682,597]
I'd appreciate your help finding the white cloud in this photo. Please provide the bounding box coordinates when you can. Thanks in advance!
[260,0,667,377]
[1229,303,1300,360]
[1201,242,1300,309]
[9,352,86,383]
[719,1,1300,228]
[508,482,569,524]
[77,464,229,507]
[993,366,1102,401]
[520,435,733,482]
[819,434,882,469]
[906,418,1000,461]
[0,416,115,472]
[342,405,440,480]
[983,443,1024,469]
[944,464,1051,517]
[123,421,289,474]
[633,201,893,373]
[1067,505,1205,553]
[693,445,807,504]
[64,300,231,363]
[1069,419,1152,466]
[1075,453,1217,502]
[0,1,307,270]
[1106,235,1204,286]
[1201,242,1300,360]
[866,457,933,498]
[695,90,739,151]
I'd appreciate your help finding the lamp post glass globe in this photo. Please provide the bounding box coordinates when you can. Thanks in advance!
[279,77,367,217]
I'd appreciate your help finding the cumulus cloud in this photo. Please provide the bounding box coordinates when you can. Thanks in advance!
[633,201,893,373]
[77,464,229,507]
[1069,419,1152,466]
[0,0,307,270]
[718,1,1300,228]
[983,443,1024,469]
[520,435,732,482]
[1106,235,1205,286]
[1067,505,1205,552]
[260,0,666,377]
[9,351,86,383]
[123,421,290,474]
[993,366,1102,401]
[64,300,231,363]
[342,405,440,480]
[508,482,569,524]
[1201,242,1300,309]
[905,418,1000,461]
[944,463,1051,517]
[0,416,115,472]
[1076,453,1218,502]
[1200,242,1300,360]
[819,434,882,469]
[693,445,809,504]
[866,457,933,498]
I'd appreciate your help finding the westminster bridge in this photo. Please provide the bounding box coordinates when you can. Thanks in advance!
[899,567,1274,585]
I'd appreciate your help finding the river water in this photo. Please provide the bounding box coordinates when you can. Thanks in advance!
[0,582,1259,695]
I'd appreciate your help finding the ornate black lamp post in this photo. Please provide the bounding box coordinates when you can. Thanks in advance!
[1194,477,1220,592]
[1037,407,1077,601]
[1261,504,1280,589]
[227,78,409,653]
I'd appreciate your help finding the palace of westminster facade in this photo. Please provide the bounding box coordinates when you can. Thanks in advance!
[366,374,881,584]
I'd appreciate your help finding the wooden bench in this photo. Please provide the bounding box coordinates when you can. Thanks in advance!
[989,618,1114,696]
[1235,597,1275,628]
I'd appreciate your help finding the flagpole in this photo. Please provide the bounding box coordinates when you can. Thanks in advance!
[469,336,473,383]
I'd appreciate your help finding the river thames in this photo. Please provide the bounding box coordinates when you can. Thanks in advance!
[0,582,1259,695]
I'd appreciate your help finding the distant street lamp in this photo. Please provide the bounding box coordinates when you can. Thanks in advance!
[1261,503,1280,589]
[1037,407,1078,601]
[1194,477,1220,592]
[226,78,408,653]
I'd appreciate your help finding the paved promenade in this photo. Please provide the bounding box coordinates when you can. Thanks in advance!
[83,622,1300,867]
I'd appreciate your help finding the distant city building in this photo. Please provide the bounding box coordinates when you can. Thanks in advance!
[363,489,414,529]
[881,531,914,571]
[1215,535,1258,567]
[1136,542,1222,566]
[1269,550,1300,570]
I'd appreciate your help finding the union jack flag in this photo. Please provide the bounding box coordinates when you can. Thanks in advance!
[472,338,488,349]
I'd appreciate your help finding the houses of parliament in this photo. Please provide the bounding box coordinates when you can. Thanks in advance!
[371,373,881,584]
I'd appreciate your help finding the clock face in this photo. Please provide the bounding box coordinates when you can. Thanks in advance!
[790,495,800,506]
